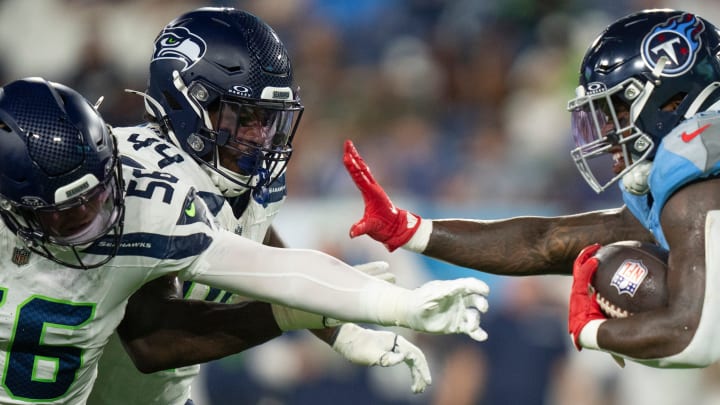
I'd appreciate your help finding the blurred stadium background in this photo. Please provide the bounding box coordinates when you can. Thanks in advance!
[3,0,720,404]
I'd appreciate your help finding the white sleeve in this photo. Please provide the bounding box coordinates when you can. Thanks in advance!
[187,228,415,327]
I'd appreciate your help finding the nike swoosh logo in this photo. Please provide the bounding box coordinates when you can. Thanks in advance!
[185,202,196,217]
[681,123,711,142]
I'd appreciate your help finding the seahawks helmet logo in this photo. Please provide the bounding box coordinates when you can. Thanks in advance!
[641,13,704,77]
[152,27,207,72]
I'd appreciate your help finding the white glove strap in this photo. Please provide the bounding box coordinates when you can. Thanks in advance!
[403,218,432,253]
[579,319,604,350]
[271,304,326,331]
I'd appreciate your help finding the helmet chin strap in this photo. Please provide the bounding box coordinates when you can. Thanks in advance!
[205,161,273,206]
[205,165,251,198]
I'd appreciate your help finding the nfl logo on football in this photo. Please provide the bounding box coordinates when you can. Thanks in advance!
[610,259,649,296]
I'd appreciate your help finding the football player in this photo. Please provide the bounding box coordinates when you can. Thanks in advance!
[344,9,720,368]
[0,77,489,404]
[86,7,453,405]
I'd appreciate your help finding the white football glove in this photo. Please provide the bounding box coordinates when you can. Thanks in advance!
[377,278,490,341]
[353,261,396,284]
[332,323,431,393]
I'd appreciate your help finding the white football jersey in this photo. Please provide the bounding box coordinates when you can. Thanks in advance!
[0,160,218,404]
[88,124,285,405]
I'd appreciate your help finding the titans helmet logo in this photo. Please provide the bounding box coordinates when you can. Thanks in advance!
[152,27,207,72]
[641,13,705,77]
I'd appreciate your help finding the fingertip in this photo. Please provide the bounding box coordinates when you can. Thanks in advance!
[350,222,366,238]
[463,278,490,295]
[473,329,489,342]
[473,296,489,313]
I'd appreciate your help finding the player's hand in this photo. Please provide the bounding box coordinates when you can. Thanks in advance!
[568,243,606,350]
[332,323,431,393]
[343,140,421,252]
[354,261,396,284]
[393,278,489,341]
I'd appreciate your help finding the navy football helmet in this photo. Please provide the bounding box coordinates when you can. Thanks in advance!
[568,9,720,193]
[143,7,303,199]
[0,78,124,269]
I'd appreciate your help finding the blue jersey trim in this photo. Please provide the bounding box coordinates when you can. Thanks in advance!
[197,191,226,217]
[85,232,213,260]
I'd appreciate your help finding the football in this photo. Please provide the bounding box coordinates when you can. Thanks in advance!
[591,241,669,319]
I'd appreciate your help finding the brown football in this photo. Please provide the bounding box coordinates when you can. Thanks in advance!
[591,241,669,318]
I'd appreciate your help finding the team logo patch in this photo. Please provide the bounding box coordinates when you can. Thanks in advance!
[152,27,207,72]
[12,247,30,266]
[641,13,704,77]
[610,259,648,296]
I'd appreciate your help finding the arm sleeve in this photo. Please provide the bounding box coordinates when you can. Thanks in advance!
[186,228,414,327]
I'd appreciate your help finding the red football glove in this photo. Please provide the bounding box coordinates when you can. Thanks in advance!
[343,140,421,252]
[568,243,607,351]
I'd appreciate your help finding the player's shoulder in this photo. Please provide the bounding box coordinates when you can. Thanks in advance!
[121,164,215,232]
[112,123,161,138]
[662,110,720,151]
[654,110,720,175]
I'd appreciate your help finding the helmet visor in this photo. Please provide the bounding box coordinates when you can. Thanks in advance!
[567,80,646,193]
[31,177,121,245]
[212,99,301,176]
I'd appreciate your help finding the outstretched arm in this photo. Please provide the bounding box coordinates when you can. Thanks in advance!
[343,140,654,275]
[118,274,281,373]
[425,208,652,275]
[188,230,489,341]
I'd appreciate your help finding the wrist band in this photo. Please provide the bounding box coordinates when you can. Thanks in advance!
[403,218,432,253]
[579,319,605,350]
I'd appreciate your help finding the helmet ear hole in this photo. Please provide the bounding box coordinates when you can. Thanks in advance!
[659,92,687,112]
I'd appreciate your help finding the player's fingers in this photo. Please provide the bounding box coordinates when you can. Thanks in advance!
[445,278,490,297]
[466,294,489,314]
[349,220,369,238]
[378,350,405,367]
[354,260,389,273]
[354,261,396,283]
[576,243,602,266]
[397,338,431,391]
[462,309,488,342]
[343,140,366,174]
[469,328,488,342]
[410,365,430,394]
[343,140,378,186]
